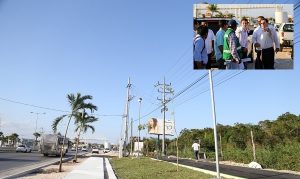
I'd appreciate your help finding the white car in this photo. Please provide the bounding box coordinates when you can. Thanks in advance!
[103,148,110,153]
[91,148,99,154]
[16,145,31,153]
[81,147,88,152]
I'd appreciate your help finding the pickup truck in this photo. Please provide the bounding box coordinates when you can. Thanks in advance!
[277,23,294,52]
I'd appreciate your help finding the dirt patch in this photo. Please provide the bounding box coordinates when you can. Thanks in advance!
[21,155,89,179]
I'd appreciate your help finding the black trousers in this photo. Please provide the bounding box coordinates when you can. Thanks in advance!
[262,47,275,69]
[217,58,226,69]
[206,53,213,69]
[194,150,199,160]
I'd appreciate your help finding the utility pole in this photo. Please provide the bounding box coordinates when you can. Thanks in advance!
[155,77,173,156]
[130,118,133,156]
[119,78,133,158]
[208,70,220,179]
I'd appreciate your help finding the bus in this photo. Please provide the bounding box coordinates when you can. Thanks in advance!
[40,134,69,156]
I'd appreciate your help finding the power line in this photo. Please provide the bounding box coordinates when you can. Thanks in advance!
[0,97,69,113]
[0,96,121,117]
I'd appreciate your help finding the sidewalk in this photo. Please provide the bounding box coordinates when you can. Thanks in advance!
[64,157,117,179]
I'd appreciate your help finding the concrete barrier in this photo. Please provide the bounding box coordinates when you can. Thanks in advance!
[0,147,16,152]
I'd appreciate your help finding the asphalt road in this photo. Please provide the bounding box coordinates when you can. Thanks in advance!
[0,151,78,174]
[161,157,300,179]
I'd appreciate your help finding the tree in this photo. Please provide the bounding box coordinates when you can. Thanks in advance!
[226,13,235,18]
[33,132,41,145]
[8,133,19,147]
[215,11,224,18]
[52,93,97,172]
[73,111,98,162]
[207,4,218,17]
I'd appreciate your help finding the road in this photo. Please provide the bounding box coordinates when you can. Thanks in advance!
[0,151,79,174]
[161,157,300,179]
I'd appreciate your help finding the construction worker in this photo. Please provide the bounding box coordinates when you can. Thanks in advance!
[223,20,243,69]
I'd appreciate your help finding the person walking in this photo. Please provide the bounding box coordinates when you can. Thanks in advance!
[192,141,200,161]
[214,20,228,69]
[223,20,243,69]
[236,18,249,69]
[193,25,208,69]
[258,18,280,69]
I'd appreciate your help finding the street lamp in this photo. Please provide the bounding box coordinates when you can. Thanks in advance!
[30,112,46,133]
[137,97,142,159]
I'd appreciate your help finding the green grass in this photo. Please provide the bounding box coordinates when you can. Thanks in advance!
[110,157,214,179]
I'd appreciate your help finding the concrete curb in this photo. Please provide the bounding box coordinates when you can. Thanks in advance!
[151,158,246,179]
[105,158,117,179]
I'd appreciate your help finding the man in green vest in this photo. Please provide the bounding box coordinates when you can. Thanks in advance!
[223,20,244,69]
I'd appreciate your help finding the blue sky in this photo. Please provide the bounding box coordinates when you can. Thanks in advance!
[0,0,299,144]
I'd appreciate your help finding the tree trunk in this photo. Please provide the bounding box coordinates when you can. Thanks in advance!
[59,115,72,172]
[74,130,81,162]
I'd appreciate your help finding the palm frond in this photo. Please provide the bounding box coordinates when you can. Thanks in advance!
[52,115,67,133]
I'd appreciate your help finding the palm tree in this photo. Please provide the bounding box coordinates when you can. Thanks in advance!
[73,111,98,162]
[52,93,97,172]
[9,133,19,147]
[207,4,218,17]
[33,132,41,145]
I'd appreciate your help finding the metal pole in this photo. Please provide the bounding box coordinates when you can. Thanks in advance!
[138,98,142,159]
[208,70,220,179]
[162,77,166,156]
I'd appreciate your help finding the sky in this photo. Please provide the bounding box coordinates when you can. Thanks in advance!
[0,0,299,145]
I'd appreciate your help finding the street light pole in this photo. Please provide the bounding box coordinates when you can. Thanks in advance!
[208,70,220,179]
[30,112,46,133]
[138,97,142,159]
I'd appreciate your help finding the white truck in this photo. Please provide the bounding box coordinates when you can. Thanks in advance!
[277,23,294,52]
[40,134,69,156]
[103,142,111,153]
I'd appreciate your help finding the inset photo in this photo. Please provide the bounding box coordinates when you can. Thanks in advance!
[193,4,294,70]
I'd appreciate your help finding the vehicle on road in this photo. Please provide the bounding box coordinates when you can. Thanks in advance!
[103,148,110,153]
[71,146,76,151]
[277,23,294,52]
[81,146,88,152]
[16,145,31,153]
[40,134,69,157]
[91,147,99,154]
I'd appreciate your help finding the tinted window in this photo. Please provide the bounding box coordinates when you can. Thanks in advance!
[283,24,293,32]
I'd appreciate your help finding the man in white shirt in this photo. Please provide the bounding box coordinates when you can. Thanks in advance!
[236,18,249,69]
[192,141,200,160]
[193,26,208,69]
[252,16,264,68]
[254,18,279,69]
[201,22,215,69]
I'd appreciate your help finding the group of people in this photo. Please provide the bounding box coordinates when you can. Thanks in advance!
[193,16,279,70]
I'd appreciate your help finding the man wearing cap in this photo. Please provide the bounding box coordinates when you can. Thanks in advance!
[223,19,243,69]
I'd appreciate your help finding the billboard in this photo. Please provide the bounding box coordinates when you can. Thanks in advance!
[148,118,175,136]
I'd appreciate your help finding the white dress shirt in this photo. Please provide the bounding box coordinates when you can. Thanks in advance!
[205,29,215,54]
[252,25,279,49]
[236,26,248,48]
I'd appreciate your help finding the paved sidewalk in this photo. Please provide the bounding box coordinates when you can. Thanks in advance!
[64,157,117,179]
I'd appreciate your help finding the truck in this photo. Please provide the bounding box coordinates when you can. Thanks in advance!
[103,141,111,153]
[40,134,69,156]
[277,23,294,52]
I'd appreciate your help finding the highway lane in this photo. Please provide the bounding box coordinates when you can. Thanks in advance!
[0,151,78,173]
